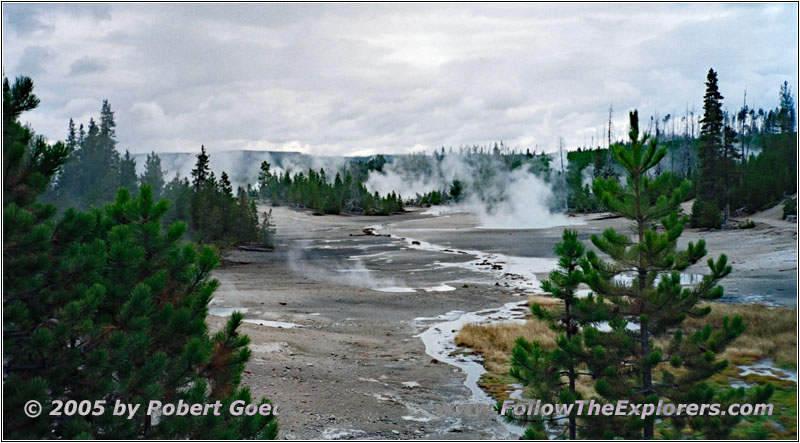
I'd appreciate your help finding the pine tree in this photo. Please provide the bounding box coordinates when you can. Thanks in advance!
[140,151,165,198]
[56,101,122,209]
[692,69,725,227]
[218,172,235,239]
[220,171,234,199]
[3,76,69,207]
[3,77,278,439]
[720,124,740,223]
[778,81,796,134]
[584,110,771,439]
[191,145,210,191]
[162,174,191,228]
[66,118,77,150]
[78,123,86,147]
[258,209,277,248]
[98,99,117,152]
[450,180,463,202]
[184,148,260,245]
[119,149,138,193]
[257,161,272,201]
[96,100,122,203]
[509,230,589,439]
[189,146,212,235]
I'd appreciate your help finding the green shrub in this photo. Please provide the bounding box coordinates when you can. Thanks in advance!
[739,219,756,229]
[782,197,797,219]
[689,199,722,229]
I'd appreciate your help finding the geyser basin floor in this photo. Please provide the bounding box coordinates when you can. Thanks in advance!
[207,205,796,439]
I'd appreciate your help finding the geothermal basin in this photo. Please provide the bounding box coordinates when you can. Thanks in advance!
[207,205,797,439]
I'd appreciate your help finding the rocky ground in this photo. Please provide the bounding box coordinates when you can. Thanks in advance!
[207,204,797,439]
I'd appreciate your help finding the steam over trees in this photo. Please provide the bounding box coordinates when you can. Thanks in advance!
[48,106,264,247]
[178,148,261,245]
[255,161,403,215]
[140,151,165,198]
[3,75,277,439]
[52,101,125,209]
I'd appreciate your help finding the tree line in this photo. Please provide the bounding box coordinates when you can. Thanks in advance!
[43,105,270,247]
[255,161,404,215]
[558,72,796,222]
[692,70,796,228]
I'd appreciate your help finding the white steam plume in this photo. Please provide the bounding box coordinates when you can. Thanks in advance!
[287,240,411,292]
[366,152,583,229]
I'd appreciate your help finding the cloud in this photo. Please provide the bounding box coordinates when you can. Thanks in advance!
[1,3,797,156]
[68,56,110,76]
[2,3,110,35]
[14,46,53,77]
[2,4,52,35]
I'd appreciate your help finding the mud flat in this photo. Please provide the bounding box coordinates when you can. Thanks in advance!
[208,205,797,439]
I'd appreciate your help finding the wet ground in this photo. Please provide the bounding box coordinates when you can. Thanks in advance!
[208,205,797,439]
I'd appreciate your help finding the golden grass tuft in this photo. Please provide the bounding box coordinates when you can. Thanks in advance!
[455,296,558,374]
[456,316,556,372]
[683,302,797,367]
[454,296,562,401]
[455,297,797,405]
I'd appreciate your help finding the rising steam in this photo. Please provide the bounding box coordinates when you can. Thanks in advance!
[366,152,583,229]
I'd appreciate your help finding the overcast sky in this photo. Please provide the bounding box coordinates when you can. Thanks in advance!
[2,3,797,156]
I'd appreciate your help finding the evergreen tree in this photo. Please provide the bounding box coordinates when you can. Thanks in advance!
[449,180,464,202]
[778,81,796,134]
[692,68,725,227]
[140,151,165,198]
[119,149,138,193]
[162,174,192,228]
[257,161,272,201]
[509,230,589,439]
[56,101,122,209]
[3,76,69,207]
[3,77,278,439]
[231,187,259,244]
[191,145,210,191]
[184,148,261,245]
[219,172,235,237]
[720,124,740,223]
[96,101,122,202]
[66,118,77,150]
[258,209,277,248]
[220,171,234,199]
[584,110,771,439]
[98,99,117,153]
[189,147,212,234]
[729,130,797,213]
[77,123,85,146]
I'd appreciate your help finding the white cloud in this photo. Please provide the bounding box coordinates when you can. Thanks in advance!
[1,3,797,156]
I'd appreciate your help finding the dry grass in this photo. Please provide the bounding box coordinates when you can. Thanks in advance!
[455,295,558,374]
[683,302,797,367]
[457,298,797,371]
[455,297,797,402]
[454,295,562,400]
[456,297,797,439]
